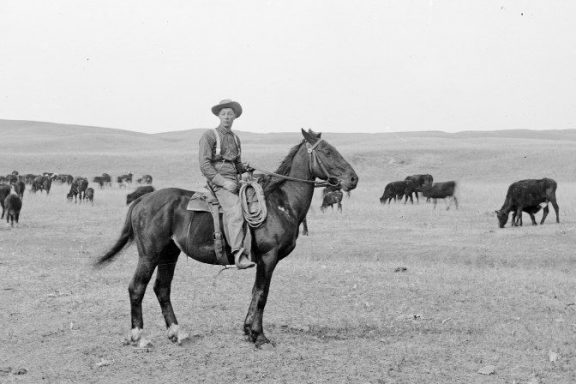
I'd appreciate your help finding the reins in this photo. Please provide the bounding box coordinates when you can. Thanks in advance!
[251,139,341,189]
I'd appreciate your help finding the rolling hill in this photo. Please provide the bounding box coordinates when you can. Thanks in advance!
[1,119,575,186]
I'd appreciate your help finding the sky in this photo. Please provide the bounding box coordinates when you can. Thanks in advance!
[0,1,575,134]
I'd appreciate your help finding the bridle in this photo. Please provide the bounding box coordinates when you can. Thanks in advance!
[252,139,341,188]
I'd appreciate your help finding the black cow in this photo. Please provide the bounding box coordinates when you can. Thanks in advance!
[422,181,458,210]
[12,180,25,200]
[126,185,155,205]
[93,176,105,189]
[0,184,10,218]
[380,181,409,204]
[117,173,133,188]
[67,177,89,203]
[101,173,112,187]
[4,194,22,226]
[84,188,95,205]
[404,174,433,203]
[321,190,344,213]
[495,178,559,228]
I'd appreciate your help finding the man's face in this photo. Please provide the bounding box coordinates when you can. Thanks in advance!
[218,108,236,128]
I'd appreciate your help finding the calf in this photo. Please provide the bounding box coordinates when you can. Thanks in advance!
[495,178,559,228]
[84,187,95,205]
[380,181,408,204]
[126,185,155,205]
[321,190,344,213]
[422,181,458,210]
[4,193,22,226]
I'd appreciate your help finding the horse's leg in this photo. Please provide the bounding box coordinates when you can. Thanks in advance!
[152,242,187,344]
[128,258,157,345]
[244,251,277,347]
[529,212,537,225]
[301,218,309,236]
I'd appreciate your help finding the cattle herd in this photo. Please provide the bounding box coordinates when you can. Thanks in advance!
[0,169,561,230]
[0,171,155,226]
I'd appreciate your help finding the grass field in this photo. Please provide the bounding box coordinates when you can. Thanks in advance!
[1,121,575,383]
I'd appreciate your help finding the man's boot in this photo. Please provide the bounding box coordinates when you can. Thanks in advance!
[234,249,255,269]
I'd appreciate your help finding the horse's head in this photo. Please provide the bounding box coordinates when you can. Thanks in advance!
[301,129,358,192]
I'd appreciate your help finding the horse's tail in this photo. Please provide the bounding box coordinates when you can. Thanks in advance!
[93,197,140,268]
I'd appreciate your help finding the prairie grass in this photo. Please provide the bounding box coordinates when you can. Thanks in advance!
[0,126,575,383]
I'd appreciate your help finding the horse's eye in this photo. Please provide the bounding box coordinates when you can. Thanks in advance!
[325,149,332,156]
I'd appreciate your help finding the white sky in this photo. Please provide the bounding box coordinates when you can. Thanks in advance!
[1,1,575,134]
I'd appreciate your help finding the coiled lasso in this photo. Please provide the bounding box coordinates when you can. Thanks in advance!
[239,176,267,228]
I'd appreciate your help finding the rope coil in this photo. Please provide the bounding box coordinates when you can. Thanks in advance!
[239,176,268,228]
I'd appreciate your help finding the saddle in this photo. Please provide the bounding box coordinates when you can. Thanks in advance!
[186,180,264,266]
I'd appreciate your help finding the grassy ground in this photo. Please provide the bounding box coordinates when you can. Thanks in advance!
[1,177,575,384]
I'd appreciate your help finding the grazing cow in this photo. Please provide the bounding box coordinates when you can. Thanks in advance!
[321,190,344,212]
[137,174,153,184]
[101,173,112,187]
[13,180,25,200]
[0,184,10,218]
[93,176,105,189]
[495,178,559,228]
[422,181,458,210]
[4,194,22,226]
[84,187,95,205]
[68,177,89,203]
[404,174,433,203]
[117,173,133,187]
[380,181,409,204]
[126,185,155,205]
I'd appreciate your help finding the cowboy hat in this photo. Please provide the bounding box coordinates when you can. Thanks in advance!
[211,99,242,118]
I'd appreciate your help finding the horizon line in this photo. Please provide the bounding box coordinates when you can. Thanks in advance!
[1,118,575,136]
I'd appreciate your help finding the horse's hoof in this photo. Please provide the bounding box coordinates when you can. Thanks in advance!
[130,328,143,344]
[257,342,274,351]
[255,336,273,349]
[137,337,153,349]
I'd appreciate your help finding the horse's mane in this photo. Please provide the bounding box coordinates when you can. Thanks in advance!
[261,140,305,194]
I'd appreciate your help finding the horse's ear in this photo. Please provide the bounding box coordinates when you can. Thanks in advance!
[308,128,321,139]
[301,128,316,144]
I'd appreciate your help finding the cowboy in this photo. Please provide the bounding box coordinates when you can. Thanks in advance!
[199,99,255,269]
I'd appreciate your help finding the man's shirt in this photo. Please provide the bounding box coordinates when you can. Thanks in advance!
[199,126,245,181]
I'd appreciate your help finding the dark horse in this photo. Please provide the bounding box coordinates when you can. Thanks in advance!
[94,129,358,347]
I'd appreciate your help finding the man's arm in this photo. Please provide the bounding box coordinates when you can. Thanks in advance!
[199,131,218,181]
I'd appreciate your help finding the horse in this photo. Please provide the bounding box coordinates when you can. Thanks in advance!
[94,129,358,347]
